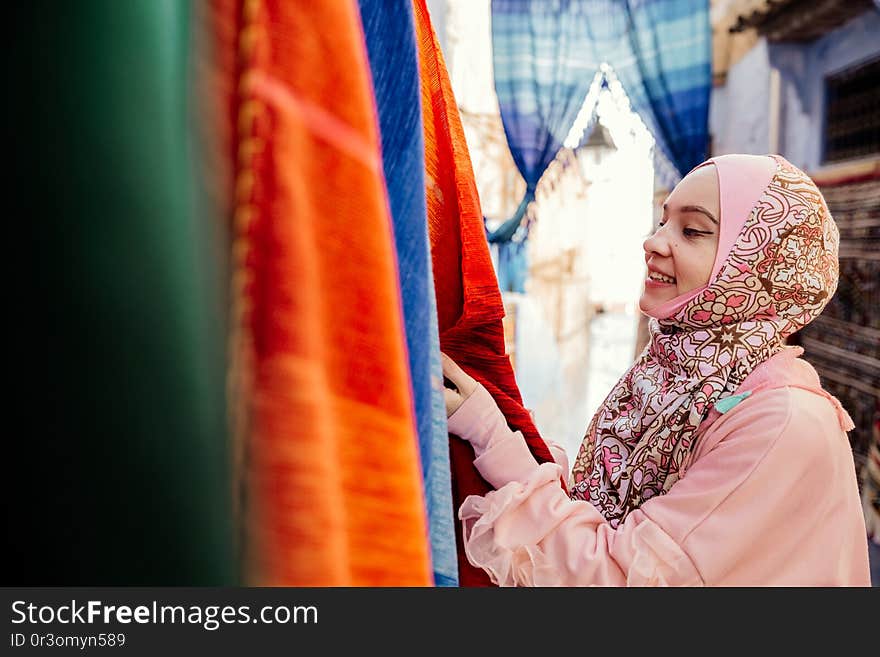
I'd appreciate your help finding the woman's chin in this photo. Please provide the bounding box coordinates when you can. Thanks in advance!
[639,287,678,314]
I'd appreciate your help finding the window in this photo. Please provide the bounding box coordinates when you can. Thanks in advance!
[823,56,880,163]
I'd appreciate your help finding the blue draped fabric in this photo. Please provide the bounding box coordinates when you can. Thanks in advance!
[488,1,597,270]
[490,0,711,263]
[426,285,458,587]
[615,0,712,180]
[358,0,458,587]
[492,2,599,192]
[496,239,529,294]
[487,191,533,293]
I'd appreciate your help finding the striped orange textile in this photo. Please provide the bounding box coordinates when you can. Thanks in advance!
[412,0,558,586]
[210,0,432,585]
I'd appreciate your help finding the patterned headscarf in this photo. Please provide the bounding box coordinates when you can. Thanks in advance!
[570,155,842,527]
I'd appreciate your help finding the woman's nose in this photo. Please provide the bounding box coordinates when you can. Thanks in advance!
[643,225,671,257]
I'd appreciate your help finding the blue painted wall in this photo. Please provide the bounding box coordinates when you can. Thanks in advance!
[711,8,880,171]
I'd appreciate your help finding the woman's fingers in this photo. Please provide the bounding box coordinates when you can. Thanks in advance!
[444,387,463,417]
[441,352,465,416]
[440,352,478,399]
[440,352,465,381]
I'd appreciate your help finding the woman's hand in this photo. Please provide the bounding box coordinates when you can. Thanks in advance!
[441,352,478,417]
[440,352,516,462]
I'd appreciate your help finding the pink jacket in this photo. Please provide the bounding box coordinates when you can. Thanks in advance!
[450,349,871,586]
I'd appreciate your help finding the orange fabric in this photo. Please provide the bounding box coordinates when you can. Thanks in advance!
[412,0,558,586]
[212,0,431,585]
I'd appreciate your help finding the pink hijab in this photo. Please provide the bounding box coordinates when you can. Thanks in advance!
[570,154,842,527]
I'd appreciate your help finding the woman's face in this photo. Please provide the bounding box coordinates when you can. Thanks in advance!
[639,164,720,314]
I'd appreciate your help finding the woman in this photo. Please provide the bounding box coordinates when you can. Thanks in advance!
[442,154,871,586]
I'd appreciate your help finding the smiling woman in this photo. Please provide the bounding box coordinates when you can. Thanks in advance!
[441,153,871,586]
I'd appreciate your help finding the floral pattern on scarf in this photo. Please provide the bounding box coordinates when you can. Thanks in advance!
[570,156,841,527]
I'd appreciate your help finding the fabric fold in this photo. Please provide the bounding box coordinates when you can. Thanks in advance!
[217,0,432,585]
[412,0,558,586]
[357,0,458,588]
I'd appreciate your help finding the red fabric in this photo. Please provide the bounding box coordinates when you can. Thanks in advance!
[412,0,558,586]
[210,0,431,585]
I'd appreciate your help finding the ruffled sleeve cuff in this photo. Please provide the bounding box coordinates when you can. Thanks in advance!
[459,462,568,586]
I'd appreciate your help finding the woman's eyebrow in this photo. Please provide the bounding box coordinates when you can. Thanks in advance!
[662,202,718,224]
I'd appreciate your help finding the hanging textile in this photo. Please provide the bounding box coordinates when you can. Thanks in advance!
[486,193,534,293]
[357,0,458,587]
[425,295,459,586]
[490,0,711,242]
[216,0,432,585]
[615,0,712,180]
[496,237,530,294]
[413,0,558,586]
[11,0,233,583]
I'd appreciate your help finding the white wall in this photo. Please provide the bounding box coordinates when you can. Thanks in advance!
[425,0,449,62]
[710,37,771,156]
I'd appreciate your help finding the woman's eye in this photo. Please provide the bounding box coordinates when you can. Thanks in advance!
[683,228,709,238]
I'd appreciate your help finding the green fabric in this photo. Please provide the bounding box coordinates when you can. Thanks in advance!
[12,0,233,584]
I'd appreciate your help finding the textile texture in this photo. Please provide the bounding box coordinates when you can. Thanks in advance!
[219,0,431,585]
[412,0,557,586]
[357,0,458,587]
[571,155,844,527]
[427,291,459,587]
[11,0,233,584]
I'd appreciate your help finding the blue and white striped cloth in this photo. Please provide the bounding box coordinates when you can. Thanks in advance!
[492,0,711,186]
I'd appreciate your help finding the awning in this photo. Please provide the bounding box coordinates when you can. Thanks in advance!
[728,0,873,42]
